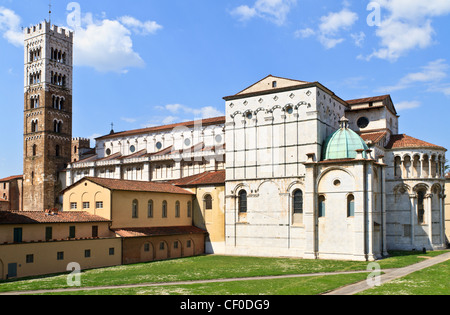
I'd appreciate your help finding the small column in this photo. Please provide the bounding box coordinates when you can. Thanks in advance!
[426,194,433,248]
[409,194,417,246]
[420,158,424,179]
[428,157,432,179]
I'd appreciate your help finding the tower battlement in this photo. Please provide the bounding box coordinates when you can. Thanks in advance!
[24,21,73,41]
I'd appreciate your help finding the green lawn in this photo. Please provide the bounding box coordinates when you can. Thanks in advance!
[39,273,371,295]
[0,250,448,295]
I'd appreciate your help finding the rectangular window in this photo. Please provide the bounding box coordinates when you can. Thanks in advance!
[85,250,91,258]
[57,252,64,261]
[96,201,103,209]
[109,248,115,256]
[83,202,90,209]
[159,242,165,250]
[13,228,23,243]
[70,202,77,210]
[174,241,179,249]
[45,227,53,241]
[69,226,76,239]
[26,254,34,264]
[187,240,192,248]
[92,226,98,238]
[144,243,150,252]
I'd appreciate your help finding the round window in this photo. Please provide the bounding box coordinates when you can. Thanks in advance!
[156,142,163,150]
[246,112,253,120]
[285,106,293,114]
[334,180,341,187]
[357,117,370,129]
[106,148,111,156]
[215,134,223,143]
[130,145,136,153]
[184,138,191,147]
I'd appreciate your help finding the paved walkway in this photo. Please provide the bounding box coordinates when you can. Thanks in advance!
[1,252,449,295]
[324,251,450,295]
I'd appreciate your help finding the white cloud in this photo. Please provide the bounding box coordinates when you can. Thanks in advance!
[231,0,297,26]
[351,31,366,47]
[319,8,358,35]
[366,0,450,61]
[295,8,358,49]
[74,19,145,73]
[71,13,162,73]
[378,59,448,92]
[294,28,315,39]
[0,7,23,47]
[119,16,163,35]
[395,100,421,111]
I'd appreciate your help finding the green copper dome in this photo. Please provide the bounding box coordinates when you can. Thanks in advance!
[323,117,369,160]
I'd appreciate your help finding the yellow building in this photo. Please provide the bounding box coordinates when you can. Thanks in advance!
[170,171,226,253]
[0,211,121,280]
[62,177,207,265]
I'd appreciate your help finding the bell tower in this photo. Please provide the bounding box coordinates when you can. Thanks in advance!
[23,21,73,211]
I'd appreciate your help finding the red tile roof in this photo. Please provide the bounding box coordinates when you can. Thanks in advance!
[112,226,207,238]
[360,131,388,144]
[64,177,195,195]
[170,170,226,187]
[96,116,226,141]
[0,175,23,182]
[346,95,390,105]
[0,211,110,225]
[386,134,446,150]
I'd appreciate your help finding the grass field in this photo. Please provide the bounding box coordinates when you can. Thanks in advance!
[0,250,448,295]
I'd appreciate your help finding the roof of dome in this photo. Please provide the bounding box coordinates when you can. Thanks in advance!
[323,117,369,161]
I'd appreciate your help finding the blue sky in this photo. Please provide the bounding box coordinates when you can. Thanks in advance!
[0,0,450,178]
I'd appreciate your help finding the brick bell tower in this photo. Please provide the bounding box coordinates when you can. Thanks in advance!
[23,21,73,211]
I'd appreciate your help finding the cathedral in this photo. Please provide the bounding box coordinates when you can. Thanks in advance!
[0,20,448,280]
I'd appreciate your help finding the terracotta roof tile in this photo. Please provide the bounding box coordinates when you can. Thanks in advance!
[65,177,195,195]
[0,175,23,182]
[360,131,388,144]
[346,95,390,105]
[0,211,110,225]
[112,226,207,238]
[386,134,446,150]
[170,170,225,187]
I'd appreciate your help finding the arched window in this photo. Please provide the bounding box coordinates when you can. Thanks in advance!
[318,195,326,218]
[292,189,304,225]
[32,144,37,157]
[31,120,38,133]
[293,190,303,214]
[55,145,60,157]
[162,201,168,218]
[238,190,247,213]
[175,201,180,218]
[187,201,192,218]
[148,200,153,218]
[132,199,139,218]
[417,190,425,224]
[204,194,213,210]
[347,194,355,217]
